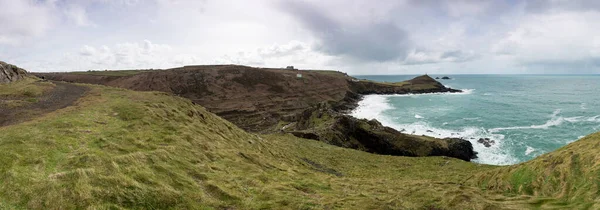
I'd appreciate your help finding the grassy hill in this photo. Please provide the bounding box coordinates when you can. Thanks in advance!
[1,78,599,209]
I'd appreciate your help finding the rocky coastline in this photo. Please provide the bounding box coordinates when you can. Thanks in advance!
[35,66,476,161]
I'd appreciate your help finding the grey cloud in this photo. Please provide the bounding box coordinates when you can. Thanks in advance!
[520,58,600,74]
[525,0,600,13]
[403,49,477,65]
[278,1,411,62]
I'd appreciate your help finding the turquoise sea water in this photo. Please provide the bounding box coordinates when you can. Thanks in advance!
[351,75,600,165]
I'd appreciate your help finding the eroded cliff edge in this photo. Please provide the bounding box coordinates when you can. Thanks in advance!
[35,65,475,161]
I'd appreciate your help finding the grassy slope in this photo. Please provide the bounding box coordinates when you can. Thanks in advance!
[68,70,156,77]
[0,79,598,209]
[0,77,55,108]
[469,132,600,209]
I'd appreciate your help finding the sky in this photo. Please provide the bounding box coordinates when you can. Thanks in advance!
[2,0,600,74]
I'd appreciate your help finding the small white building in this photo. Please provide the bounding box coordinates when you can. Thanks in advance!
[296,74,302,78]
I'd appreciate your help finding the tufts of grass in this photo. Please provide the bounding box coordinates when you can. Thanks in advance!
[468,132,600,209]
[1,82,600,209]
[0,77,55,98]
[0,77,55,109]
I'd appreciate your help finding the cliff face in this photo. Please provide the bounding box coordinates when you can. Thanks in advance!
[36,66,475,161]
[35,67,460,132]
[37,66,355,132]
[0,61,28,84]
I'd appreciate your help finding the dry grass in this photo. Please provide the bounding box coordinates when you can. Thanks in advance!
[0,77,55,108]
[0,82,599,209]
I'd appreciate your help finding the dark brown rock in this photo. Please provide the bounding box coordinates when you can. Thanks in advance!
[288,104,477,161]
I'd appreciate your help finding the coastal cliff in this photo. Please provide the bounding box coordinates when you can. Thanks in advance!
[35,66,460,131]
[35,66,473,161]
[4,64,600,208]
[350,75,461,95]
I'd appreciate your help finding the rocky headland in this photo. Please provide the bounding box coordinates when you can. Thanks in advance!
[35,65,476,161]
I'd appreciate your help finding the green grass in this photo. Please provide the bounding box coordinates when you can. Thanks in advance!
[0,77,54,97]
[1,82,600,209]
[69,69,156,77]
[366,80,441,91]
[0,77,55,108]
[307,70,348,77]
[468,132,600,209]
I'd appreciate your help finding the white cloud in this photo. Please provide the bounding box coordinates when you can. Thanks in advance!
[492,11,600,66]
[59,40,173,70]
[403,49,476,65]
[214,41,334,69]
[64,4,94,27]
[5,0,600,74]
[0,0,55,45]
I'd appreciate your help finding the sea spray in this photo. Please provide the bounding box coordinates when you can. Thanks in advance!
[352,75,600,165]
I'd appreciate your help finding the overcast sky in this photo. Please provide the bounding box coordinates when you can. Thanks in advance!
[2,0,600,74]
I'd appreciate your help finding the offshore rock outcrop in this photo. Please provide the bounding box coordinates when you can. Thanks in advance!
[0,61,28,84]
[285,102,477,161]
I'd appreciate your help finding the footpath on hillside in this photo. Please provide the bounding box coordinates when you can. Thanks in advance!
[0,81,88,127]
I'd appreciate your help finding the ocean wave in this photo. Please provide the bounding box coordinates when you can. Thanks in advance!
[489,109,561,132]
[525,146,535,155]
[587,115,600,122]
[388,121,516,165]
[414,114,424,119]
[489,110,598,133]
[351,91,518,165]
[351,95,394,121]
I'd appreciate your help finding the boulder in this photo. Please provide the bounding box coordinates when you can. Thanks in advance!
[0,61,28,84]
[477,138,495,148]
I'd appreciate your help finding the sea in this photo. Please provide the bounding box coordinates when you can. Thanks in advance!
[351,75,600,165]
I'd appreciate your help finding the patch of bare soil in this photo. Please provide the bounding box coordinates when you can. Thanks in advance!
[0,81,89,127]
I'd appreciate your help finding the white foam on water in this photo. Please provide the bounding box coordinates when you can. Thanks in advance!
[483,93,493,96]
[564,116,585,123]
[525,146,535,155]
[415,114,424,119]
[489,109,565,132]
[587,115,600,122]
[351,95,394,121]
[351,92,519,165]
[489,110,599,133]
[581,103,587,110]
[391,121,516,165]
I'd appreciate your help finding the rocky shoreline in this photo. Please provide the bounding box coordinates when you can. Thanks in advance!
[278,75,476,161]
[35,66,477,161]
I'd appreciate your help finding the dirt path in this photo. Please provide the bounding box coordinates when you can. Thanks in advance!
[0,81,89,127]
